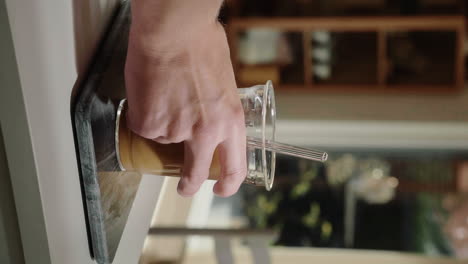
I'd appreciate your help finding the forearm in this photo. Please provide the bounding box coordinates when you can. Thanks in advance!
[130,0,224,50]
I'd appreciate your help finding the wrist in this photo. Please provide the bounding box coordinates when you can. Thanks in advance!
[129,0,222,51]
[128,20,223,59]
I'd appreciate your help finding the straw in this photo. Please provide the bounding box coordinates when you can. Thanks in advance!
[247,137,328,162]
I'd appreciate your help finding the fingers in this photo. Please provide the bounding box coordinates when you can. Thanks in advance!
[213,126,247,197]
[178,136,218,197]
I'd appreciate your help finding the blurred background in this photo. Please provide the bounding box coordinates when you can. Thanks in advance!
[140,1,468,263]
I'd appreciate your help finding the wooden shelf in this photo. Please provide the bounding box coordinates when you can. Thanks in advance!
[230,16,465,31]
[228,16,466,93]
[274,84,463,94]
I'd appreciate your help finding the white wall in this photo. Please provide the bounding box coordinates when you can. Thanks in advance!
[0,4,20,264]
[2,0,118,263]
[0,127,24,264]
[0,0,47,261]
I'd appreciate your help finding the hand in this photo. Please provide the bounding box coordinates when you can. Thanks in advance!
[125,21,247,197]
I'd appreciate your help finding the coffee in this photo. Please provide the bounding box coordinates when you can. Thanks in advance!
[117,108,221,180]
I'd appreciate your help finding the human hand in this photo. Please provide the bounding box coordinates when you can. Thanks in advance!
[125,18,247,197]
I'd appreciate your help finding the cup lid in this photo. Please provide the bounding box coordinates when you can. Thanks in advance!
[262,80,276,191]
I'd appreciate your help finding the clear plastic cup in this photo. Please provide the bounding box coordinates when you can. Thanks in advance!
[116,81,277,190]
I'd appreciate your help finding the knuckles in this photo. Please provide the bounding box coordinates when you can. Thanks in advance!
[163,128,191,144]
[128,104,244,143]
[126,115,162,139]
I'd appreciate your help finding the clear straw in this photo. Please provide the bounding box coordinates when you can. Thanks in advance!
[247,137,328,162]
